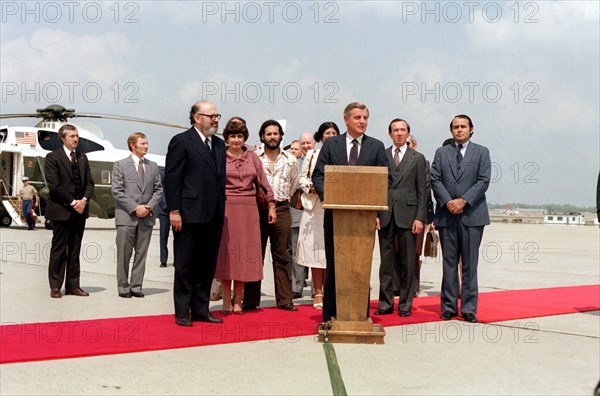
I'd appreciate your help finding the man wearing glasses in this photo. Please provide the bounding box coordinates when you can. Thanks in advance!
[164,100,227,326]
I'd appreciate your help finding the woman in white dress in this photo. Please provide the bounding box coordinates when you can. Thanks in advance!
[296,122,340,309]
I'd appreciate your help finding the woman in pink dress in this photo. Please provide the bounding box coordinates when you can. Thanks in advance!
[215,118,276,314]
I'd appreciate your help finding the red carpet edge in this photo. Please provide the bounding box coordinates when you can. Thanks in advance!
[1,284,598,364]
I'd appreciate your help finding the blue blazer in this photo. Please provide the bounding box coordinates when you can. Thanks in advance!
[431,141,491,227]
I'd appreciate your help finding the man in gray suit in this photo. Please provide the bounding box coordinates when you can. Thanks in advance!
[376,118,427,317]
[431,115,491,323]
[112,132,163,298]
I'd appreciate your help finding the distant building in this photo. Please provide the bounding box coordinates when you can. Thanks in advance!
[544,212,585,225]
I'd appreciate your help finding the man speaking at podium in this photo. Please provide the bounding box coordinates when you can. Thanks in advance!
[312,102,388,322]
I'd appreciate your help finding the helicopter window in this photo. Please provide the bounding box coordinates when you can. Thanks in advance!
[37,130,104,154]
[77,138,104,154]
[0,129,7,142]
[38,130,61,151]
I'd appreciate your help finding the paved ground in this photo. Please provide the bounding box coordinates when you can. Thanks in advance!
[1,220,598,395]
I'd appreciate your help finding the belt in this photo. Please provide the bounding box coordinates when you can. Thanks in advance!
[275,200,289,207]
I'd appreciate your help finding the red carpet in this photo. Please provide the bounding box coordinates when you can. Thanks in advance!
[1,284,598,364]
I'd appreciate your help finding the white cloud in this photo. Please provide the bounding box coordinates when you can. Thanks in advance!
[466,1,599,52]
[1,29,135,83]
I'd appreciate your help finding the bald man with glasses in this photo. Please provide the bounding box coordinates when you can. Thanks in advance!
[164,100,227,327]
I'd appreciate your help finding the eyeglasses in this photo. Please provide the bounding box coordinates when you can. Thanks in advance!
[196,113,222,121]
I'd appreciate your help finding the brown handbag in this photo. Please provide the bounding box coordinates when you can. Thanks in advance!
[289,151,315,210]
[424,229,439,258]
[289,189,303,210]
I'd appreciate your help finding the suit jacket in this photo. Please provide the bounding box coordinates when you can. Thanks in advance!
[164,127,226,223]
[378,146,427,229]
[431,141,491,227]
[44,147,95,221]
[112,156,163,227]
[312,133,389,201]
[158,168,168,216]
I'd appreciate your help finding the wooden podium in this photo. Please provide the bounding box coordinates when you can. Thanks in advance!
[317,165,388,344]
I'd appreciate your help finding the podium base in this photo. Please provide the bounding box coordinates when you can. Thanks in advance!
[318,318,386,344]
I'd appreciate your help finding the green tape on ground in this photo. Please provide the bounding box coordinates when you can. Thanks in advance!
[323,342,347,396]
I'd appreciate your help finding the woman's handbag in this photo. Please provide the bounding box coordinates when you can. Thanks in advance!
[290,150,316,210]
[289,189,303,210]
[423,229,439,258]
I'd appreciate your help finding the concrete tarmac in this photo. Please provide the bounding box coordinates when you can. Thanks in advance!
[0,221,598,395]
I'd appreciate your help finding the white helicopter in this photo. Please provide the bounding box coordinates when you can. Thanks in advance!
[0,104,185,228]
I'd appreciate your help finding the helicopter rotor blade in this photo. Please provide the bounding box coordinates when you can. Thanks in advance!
[74,113,188,129]
[0,113,41,119]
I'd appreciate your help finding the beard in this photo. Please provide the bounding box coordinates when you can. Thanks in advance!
[263,138,281,150]
[204,126,218,137]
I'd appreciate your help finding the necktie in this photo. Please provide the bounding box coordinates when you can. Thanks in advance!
[457,144,463,163]
[394,147,400,167]
[70,151,76,164]
[204,138,211,152]
[138,158,145,187]
[349,139,358,165]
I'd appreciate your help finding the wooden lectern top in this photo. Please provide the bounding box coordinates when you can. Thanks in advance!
[322,165,388,211]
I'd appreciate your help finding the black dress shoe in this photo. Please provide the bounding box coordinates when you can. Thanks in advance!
[399,311,411,317]
[175,318,192,327]
[440,311,457,320]
[50,289,62,298]
[192,314,223,323]
[119,292,132,298]
[131,291,144,298]
[160,262,167,268]
[292,291,302,299]
[462,313,478,323]
[242,303,257,312]
[278,303,298,311]
[374,308,393,315]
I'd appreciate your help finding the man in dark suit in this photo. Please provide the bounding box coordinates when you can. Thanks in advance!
[164,101,226,327]
[112,132,163,298]
[431,114,491,323]
[45,124,95,299]
[158,168,169,267]
[375,118,427,317]
[312,102,389,321]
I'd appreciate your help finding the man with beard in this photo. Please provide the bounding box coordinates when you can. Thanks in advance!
[164,101,226,326]
[243,120,300,311]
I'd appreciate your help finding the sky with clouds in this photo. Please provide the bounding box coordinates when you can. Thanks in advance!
[1,1,598,207]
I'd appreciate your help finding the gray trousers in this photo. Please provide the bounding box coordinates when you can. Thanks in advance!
[116,223,153,294]
[289,226,305,293]
[438,223,484,315]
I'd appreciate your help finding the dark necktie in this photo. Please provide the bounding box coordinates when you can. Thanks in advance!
[138,158,145,188]
[204,138,211,152]
[349,139,358,165]
[457,144,463,163]
[70,151,82,197]
[394,147,400,167]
